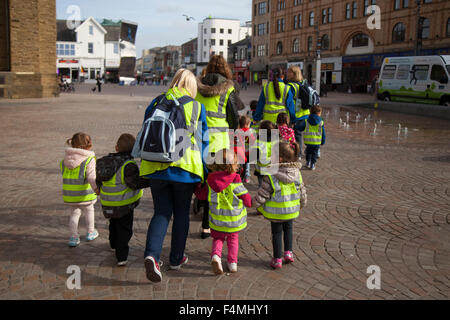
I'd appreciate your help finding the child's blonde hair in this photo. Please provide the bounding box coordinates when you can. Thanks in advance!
[170,68,198,98]
[209,149,238,174]
[66,132,92,150]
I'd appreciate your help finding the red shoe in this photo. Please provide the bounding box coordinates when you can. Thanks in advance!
[169,254,188,270]
[145,256,162,282]
[270,258,282,269]
[284,251,294,263]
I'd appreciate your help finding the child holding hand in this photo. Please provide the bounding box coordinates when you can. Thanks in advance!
[252,141,307,269]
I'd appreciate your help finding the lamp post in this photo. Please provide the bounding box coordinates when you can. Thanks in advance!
[414,0,421,56]
[314,22,321,96]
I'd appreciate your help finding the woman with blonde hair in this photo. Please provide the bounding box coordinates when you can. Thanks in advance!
[137,68,209,282]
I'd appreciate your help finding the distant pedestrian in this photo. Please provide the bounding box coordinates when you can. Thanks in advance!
[252,141,307,269]
[163,75,168,86]
[96,134,148,267]
[61,132,99,247]
[242,75,248,90]
[96,76,102,93]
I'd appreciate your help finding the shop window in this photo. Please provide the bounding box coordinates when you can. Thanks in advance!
[321,34,329,50]
[293,39,299,53]
[276,41,283,55]
[352,34,369,47]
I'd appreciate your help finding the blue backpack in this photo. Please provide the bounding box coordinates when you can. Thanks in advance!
[132,94,199,163]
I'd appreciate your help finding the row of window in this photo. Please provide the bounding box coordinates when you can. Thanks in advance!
[204,39,233,46]
[381,64,445,83]
[57,43,119,56]
[202,51,224,58]
[204,28,233,34]
[275,34,331,55]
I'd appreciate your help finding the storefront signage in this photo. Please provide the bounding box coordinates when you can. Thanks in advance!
[59,59,79,64]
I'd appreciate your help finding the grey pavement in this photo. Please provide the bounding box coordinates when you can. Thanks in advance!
[0,87,449,300]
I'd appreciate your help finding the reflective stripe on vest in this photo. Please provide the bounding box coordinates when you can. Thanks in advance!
[196,86,235,153]
[304,120,323,145]
[251,139,272,175]
[140,87,204,181]
[263,81,289,124]
[61,156,97,203]
[100,160,143,207]
[208,182,247,233]
[257,174,302,220]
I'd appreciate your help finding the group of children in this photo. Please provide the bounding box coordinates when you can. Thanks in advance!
[60,99,324,274]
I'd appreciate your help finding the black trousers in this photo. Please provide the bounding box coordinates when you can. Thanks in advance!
[270,220,293,259]
[109,210,134,262]
[200,200,210,230]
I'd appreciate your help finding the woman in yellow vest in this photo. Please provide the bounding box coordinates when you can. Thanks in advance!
[195,55,242,239]
[286,65,310,159]
[138,69,209,283]
[253,67,297,126]
[252,141,307,269]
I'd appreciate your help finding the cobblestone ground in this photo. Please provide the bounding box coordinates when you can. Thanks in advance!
[0,87,449,300]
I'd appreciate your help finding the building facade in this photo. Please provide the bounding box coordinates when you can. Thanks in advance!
[251,0,271,84]
[1,0,58,98]
[228,36,252,82]
[261,0,450,92]
[181,38,198,74]
[138,46,181,77]
[197,17,252,73]
[56,17,138,83]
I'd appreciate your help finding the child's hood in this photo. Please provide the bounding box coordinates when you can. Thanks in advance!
[307,114,323,126]
[272,162,301,184]
[63,147,95,169]
[207,171,240,193]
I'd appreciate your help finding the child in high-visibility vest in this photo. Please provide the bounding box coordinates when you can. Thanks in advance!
[252,141,307,269]
[204,149,252,274]
[61,132,99,247]
[96,134,147,266]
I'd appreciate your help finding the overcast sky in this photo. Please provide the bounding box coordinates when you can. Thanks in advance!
[56,0,252,58]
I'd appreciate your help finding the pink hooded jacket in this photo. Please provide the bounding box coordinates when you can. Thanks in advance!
[62,147,98,206]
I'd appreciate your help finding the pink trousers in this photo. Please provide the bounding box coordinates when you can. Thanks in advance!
[211,230,239,264]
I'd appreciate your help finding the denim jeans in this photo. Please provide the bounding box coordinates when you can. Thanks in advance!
[144,180,195,266]
[305,145,320,165]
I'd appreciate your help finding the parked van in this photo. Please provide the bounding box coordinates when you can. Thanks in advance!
[377,55,450,106]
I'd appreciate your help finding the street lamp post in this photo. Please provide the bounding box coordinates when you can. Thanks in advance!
[414,0,421,56]
[315,22,321,96]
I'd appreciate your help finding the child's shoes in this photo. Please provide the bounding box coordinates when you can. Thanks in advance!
[284,251,294,263]
[270,258,282,269]
[311,163,316,171]
[86,229,99,241]
[68,236,80,247]
[227,262,237,273]
[211,254,223,275]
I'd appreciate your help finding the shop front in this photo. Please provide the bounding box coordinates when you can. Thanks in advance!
[57,59,80,82]
[320,57,342,91]
[233,60,250,84]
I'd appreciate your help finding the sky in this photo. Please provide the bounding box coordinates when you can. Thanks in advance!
[56,0,252,58]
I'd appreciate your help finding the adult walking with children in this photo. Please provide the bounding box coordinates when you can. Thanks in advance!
[133,69,209,283]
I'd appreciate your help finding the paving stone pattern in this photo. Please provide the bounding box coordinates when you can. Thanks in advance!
[0,89,449,300]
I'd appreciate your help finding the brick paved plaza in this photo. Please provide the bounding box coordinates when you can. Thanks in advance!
[0,85,449,300]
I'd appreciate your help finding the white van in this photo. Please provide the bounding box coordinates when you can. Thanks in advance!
[377,55,450,106]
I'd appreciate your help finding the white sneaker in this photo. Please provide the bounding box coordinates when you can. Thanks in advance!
[227,262,237,273]
[117,260,128,267]
[211,254,223,275]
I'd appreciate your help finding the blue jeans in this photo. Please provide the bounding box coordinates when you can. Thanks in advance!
[144,180,195,266]
[305,145,320,165]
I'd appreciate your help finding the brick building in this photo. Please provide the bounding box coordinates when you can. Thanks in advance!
[253,0,450,92]
[181,38,198,74]
[0,0,58,98]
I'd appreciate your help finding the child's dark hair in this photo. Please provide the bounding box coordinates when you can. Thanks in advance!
[209,149,238,174]
[239,115,251,129]
[278,141,300,163]
[116,133,136,153]
[66,132,92,150]
[250,100,257,111]
[276,112,289,126]
[259,120,276,142]
[272,68,282,100]
[311,105,322,115]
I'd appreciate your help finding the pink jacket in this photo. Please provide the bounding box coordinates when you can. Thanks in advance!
[62,147,98,206]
